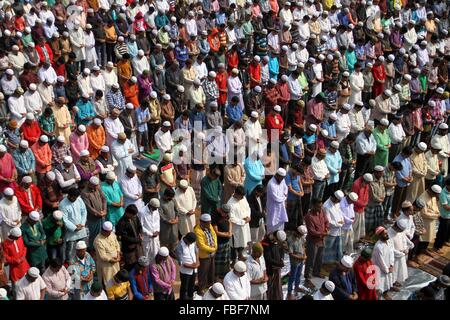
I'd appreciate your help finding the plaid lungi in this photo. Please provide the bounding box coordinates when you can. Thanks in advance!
[365,204,384,235]
[323,235,343,264]
[215,241,231,278]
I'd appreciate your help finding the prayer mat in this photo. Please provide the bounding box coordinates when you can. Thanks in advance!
[418,255,450,278]
[142,149,161,161]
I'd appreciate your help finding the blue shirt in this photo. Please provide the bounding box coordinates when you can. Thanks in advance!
[129,266,153,300]
[59,197,88,242]
[321,121,337,141]
[393,154,412,187]
[325,150,343,184]
[439,187,450,219]
[136,107,150,132]
[12,149,36,175]
[75,99,96,125]
[285,172,301,201]
[189,110,206,130]
[303,133,316,146]
[226,105,243,124]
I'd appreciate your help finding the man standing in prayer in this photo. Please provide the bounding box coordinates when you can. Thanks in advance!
[328,255,358,300]
[120,165,144,211]
[111,132,134,181]
[323,190,345,264]
[405,142,428,202]
[94,221,121,287]
[223,261,251,300]
[174,179,197,237]
[388,219,414,290]
[138,198,161,263]
[372,226,395,300]
[418,185,442,257]
[353,248,378,300]
[366,166,386,235]
[194,214,217,295]
[266,168,289,234]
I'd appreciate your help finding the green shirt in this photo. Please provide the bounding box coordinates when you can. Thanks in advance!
[21,220,48,266]
[200,176,222,214]
[42,216,64,246]
[373,127,391,167]
[439,187,450,219]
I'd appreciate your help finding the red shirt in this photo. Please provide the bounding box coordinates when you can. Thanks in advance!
[2,237,29,283]
[21,121,42,147]
[13,184,43,216]
[265,113,284,142]
[305,208,329,246]
[215,71,228,105]
[249,63,261,88]
[354,257,378,300]
[351,177,370,213]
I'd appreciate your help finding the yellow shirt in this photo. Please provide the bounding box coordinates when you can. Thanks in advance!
[106,280,130,300]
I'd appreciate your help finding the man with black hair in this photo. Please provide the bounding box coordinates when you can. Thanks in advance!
[106,269,133,300]
[159,188,179,255]
[391,146,414,217]
[176,232,199,300]
[42,258,71,300]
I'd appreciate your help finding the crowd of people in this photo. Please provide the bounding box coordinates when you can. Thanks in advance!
[0,0,450,301]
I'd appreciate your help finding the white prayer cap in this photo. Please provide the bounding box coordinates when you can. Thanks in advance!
[431,185,442,194]
[380,119,389,126]
[130,34,136,40]
[231,68,239,75]
[80,150,90,157]
[149,198,160,208]
[102,221,113,231]
[89,176,100,186]
[396,219,408,231]
[363,173,373,182]
[374,165,384,172]
[331,28,337,35]
[308,57,316,64]
[158,247,170,257]
[276,230,287,242]
[269,78,277,84]
[327,54,334,61]
[177,85,185,93]
[20,140,29,148]
[431,141,442,150]
[118,36,124,42]
[320,35,328,42]
[349,43,356,49]
[83,68,91,75]
[150,164,158,172]
[212,283,226,295]
[378,56,385,62]
[179,180,189,189]
[0,288,6,299]
[254,85,262,93]
[112,83,120,90]
[3,30,11,37]
[274,105,281,112]
[196,132,205,140]
[29,211,40,222]
[76,240,87,250]
[234,261,247,272]
[78,124,86,132]
[138,49,145,57]
[439,123,449,130]
[107,61,114,68]
[93,118,102,126]
[208,71,217,78]
[100,145,109,153]
[25,27,31,33]
[367,62,373,68]
[437,87,445,94]
[334,190,344,200]
[253,55,261,63]
[342,103,351,110]
[22,176,32,184]
[282,45,289,52]
[56,135,65,143]
[46,171,56,181]
[349,192,358,202]
[321,129,329,137]
[87,8,94,13]
[26,112,35,120]
[428,101,437,107]
[130,76,137,83]
[200,214,212,222]
[28,267,40,278]
[162,121,171,127]
[57,76,65,82]
[170,16,177,22]
[330,141,339,149]
[340,255,354,268]
[150,91,158,98]
[277,168,287,176]
[81,92,90,99]
[292,43,298,50]
[0,145,7,153]
[126,103,134,110]
[329,113,338,121]
[40,135,49,143]
[308,123,317,131]
[394,84,402,92]
[281,75,288,82]
[388,54,395,62]
[251,111,259,118]
[29,83,37,91]
[298,225,307,234]
[420,40,427,46]
[64,156,73,164]
[401,200,413,209]
[342,71,350,77]
[163,94,171,101]
[127,165,137,173]
[53,210,63,220]
[324,281,335,292]
[3,187,14,196]
[9,227,22,238]
[106,171,116,180]
[384,89,392,97]
[417,142,427,151]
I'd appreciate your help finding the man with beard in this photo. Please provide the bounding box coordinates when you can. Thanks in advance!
[116,204,143,271]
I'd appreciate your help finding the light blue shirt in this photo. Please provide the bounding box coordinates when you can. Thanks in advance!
[393,154,412,188]
[59,197,88,242]
[12,149,36,176]
[136,107,150,132]
[325,150,342,184]
[439,187,450,219]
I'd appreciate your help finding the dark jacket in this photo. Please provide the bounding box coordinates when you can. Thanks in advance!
[247,190,265,229]
[262,238,284,276]
[328,268,358,300]
[119,111,138,139]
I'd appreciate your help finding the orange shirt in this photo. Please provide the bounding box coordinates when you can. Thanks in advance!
[31,143,52,173]
[87,124,106,159]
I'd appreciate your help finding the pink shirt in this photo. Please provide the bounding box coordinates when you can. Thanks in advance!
[69,132,89,163]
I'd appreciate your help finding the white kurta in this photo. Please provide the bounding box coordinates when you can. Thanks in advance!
[104,117,125,147]
[84,31,98,64]
[69,28,86,61]
[244,119,264,156]
[387,227,414,284]
[174,187,197,236]
[102,70,118,92]
[24,91,43,116]
[349,71,364,105]
[90,74,106,94]
[223,271,251,300]
[8,96,27,127]
[227,196,252,249]
[77,75,94,97]
[372,239,395,293]
[227,76,244,110]
[120,175,145,211]
[132,57,150,76]
[138,205,160,262]
[335,112,351,143]
[0,197,22,241]
[111,139,134,180]
[154,129,173,154]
